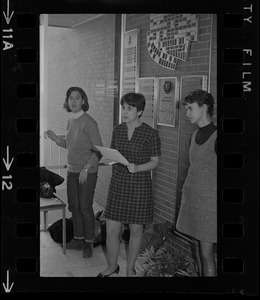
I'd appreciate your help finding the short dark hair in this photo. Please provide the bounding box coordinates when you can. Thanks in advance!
[183,89,215,117]
[63,87,89,112]
[120,92,146,117]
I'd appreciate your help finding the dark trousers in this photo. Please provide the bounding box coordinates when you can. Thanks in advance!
[67,171,98,241]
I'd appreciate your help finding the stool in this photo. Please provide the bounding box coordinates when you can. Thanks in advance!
[40,196,66,254]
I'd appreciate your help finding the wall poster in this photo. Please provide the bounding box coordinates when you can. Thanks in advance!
[180,75,208,101]
[137,77,158,128]
[157,77,178,127]
[122,29,140,96]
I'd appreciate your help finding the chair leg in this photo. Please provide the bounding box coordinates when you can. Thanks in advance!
[62,207,66,254]
[43,211,48,231]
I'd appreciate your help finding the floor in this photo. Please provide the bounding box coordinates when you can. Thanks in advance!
[40,201,144,277]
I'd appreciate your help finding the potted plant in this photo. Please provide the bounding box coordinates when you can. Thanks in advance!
[137,245,198,277]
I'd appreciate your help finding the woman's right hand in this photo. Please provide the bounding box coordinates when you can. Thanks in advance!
[45,130,58,143]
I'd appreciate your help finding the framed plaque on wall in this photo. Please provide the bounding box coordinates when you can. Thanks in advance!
[157,77,179,127]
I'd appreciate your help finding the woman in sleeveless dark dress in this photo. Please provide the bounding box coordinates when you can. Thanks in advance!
[97,93,161,277]
[176,89,217,276]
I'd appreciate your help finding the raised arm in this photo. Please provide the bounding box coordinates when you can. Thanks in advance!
[45,130,66,149]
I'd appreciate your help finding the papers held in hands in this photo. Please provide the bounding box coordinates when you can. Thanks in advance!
[95,146,129,166]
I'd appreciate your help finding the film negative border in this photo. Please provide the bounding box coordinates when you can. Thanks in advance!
[1,0,259,295]
[217,2,258,294]
[2,4,39,293]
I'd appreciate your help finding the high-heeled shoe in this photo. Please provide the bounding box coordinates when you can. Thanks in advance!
[97,265,120,277]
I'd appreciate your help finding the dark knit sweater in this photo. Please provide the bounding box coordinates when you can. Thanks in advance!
[190,122,217,154]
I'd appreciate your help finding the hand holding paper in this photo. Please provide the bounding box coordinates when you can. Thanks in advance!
[94,146,129,166]
[100,158,118,166]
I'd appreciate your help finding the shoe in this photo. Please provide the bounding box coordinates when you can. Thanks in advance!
[83,241,93,258]
[66,239,84,250]
[97,265,120,277]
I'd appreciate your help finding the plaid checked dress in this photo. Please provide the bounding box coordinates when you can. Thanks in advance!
[104,122,161,225]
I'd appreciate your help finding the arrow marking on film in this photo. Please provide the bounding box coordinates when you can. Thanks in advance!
[2,146,14,172]
[3,0,14,25]
[2,270,14,293]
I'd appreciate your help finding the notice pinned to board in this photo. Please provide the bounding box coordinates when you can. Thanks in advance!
[138,77,156,128]
[122,29,139,95]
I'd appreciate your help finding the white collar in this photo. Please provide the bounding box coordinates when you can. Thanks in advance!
[73,110,84,119]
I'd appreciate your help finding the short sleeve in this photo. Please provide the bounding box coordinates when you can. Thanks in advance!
[149,129,161,157]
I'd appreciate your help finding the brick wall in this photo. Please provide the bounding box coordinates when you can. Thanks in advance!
[126,13,217,256]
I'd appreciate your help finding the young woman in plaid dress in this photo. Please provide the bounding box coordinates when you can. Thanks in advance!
[97,93,161,277]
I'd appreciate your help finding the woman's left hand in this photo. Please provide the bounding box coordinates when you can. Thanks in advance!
[79,169,88,184]
[127,164,139,173]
